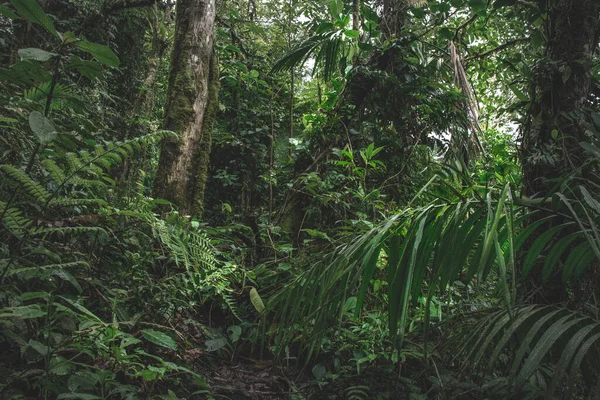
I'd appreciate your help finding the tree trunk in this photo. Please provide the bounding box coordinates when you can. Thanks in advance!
[133,1,170,118]
[153,0,219,218]
[522,0,599,197]
[521,0,599,304]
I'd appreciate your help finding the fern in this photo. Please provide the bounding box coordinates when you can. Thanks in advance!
[345,385,369,400]
[1,164,50,202]
[0,201,32,239]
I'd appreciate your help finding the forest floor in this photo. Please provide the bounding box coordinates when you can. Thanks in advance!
[200,359,411,399]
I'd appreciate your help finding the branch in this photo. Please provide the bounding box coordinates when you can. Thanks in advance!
[105,0,161,13]
[465,37,530,62]
[453,14,478,41]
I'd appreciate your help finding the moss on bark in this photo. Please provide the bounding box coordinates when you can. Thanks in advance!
[153,0,218,217]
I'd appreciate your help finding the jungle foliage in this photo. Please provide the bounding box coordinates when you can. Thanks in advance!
[1,0,599,399]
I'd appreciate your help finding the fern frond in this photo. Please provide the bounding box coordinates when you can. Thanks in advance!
[223,292,241,321]
[1,164,50,202]
[0,202,32,238]
[345,385,369,400]
[50,197,107,207]
[41,159,66,185]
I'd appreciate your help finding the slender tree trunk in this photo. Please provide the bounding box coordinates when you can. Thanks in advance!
[133,1,170,117]
[287,0,294,155]
[522,0,599,197]
[352,0,360,65]
[153,0,219,218]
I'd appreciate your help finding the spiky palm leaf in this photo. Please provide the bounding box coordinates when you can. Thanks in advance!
[272,31,347,81]
[269,172,600,385]
[453,305,600,397]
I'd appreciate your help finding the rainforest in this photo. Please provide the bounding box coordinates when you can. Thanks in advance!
[1,0,599,398]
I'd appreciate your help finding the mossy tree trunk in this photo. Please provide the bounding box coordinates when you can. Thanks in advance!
[153,0,219,218]
[521,0,599,303]
[522,0,599,197]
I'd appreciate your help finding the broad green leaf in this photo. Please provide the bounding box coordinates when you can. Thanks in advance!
[250,287,265,315]
[312,363,327,379]
[227,325,242,342]
[75,40,120,67]
[0,305,46,319]
[141,329,177,350]
[29,111,56,144]
[62,31,77,44]
[29,339,49,355]
[10,0,60,39]
[49,357,75,375]
[18,48,56,62]
[67,56,103,79]
[205,337,227,351]
[343,29,359,39]
[20,291,48,301]
[0,5,19,19]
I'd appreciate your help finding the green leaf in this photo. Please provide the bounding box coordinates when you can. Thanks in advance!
[20,292,48,301]
[29,339,49,355]
[521,224,566,278]
[29,111,56,144]
[205,337,227,351]
[49,357,75,376]
[227,325,242,342]
[141,329,177,350]
[312,363,327,379]
[0,305,46,319]
[328,0,343,17]
[343,29,359,39]
[18,48,56,61]
[75,40,120,67]
[10,0,60,39]
[509,84,528,101]
[67,56,103,79]
[62,31,77,44]
[0,5,19,19]
[250,287,265,315]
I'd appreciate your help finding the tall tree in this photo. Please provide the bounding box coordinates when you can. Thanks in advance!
[153,0,219,217]
[522,0,599,197]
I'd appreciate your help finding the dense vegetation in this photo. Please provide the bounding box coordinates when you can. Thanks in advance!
[1,0,599,398]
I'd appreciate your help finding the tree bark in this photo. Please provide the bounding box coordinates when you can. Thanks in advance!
[520,0,599,304]
[522,0,599,197]
[153,0,219,218]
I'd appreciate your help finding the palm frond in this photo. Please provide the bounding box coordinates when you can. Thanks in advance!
[270,176,600,367]
[453,305,600,397]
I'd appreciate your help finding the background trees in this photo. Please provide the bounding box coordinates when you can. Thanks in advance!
[1,0,600,398]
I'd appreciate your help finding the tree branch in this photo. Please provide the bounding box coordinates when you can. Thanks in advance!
[465,37,530,62]
[453,14,478,41]
[105,0,165,13]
